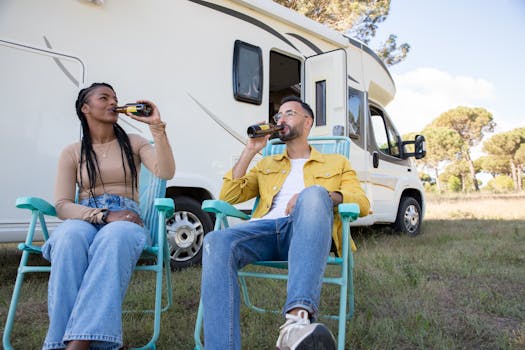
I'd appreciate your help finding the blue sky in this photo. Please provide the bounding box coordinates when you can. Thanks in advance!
[368,0,525,139]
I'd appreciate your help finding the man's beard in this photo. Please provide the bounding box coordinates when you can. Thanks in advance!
[278,124,300,141]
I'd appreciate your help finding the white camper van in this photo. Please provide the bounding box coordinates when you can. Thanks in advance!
[0,0,426,269]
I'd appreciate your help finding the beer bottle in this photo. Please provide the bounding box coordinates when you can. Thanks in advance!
[247,123,284,138]
[113,103,153,117]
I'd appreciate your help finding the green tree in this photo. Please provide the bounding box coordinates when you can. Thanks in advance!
[447,175,462,192]
[485,175,514,193]
[419,126,463,191]
[375,34,410,66]
[515,143,525,191]
[447,160,476,192]
[483,128,525,191]
[273,0,410,66]
[475,155,511,177]
[431,106,495,191]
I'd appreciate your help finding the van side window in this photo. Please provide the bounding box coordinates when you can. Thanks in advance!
[233,40,263,105]
[370,106,400,157]
[315,80,326,126]
[348,88,362,136]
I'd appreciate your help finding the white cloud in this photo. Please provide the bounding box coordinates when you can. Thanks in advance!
[385,67,496,135]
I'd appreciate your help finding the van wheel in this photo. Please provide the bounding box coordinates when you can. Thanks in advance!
[166,196,213,270]
[393,196,421,236]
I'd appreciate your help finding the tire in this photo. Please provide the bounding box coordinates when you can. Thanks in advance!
[393,196,422,236]
[166,196,213,270]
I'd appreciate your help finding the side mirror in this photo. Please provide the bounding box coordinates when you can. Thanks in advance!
[401,134,426,159]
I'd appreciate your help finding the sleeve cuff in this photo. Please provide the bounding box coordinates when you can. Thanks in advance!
[94,209,108,224]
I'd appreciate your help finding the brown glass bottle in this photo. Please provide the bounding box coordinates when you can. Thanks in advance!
[113,103,153,117]
[247,123,284,138]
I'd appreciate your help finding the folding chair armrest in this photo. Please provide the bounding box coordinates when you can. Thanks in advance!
[202,199,251,220]
[15,197,56,216]
[154,198,175,216]
[338,203,360,222]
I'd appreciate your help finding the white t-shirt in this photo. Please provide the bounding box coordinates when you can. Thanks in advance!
[260,158,307,220]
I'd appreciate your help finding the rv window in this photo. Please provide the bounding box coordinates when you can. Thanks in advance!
[233,40,263,105]
[315,80,326,126]
[370,106,401,158]
[347,88,362,136]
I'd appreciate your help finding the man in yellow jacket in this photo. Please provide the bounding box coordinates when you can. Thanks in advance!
[201,96,370,350]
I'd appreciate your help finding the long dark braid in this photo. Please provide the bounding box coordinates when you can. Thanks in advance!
[75,83,138,201]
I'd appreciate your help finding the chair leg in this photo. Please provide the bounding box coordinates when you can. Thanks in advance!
[347,262,355,320]
[162,240,173,312]
[337,278,348,350]
[2,255,28,350]
[193,299,204,350]
[238,274,267,313]
[131,247,166,350]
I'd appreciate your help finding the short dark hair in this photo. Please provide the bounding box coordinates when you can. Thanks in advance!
[280,95,314,119]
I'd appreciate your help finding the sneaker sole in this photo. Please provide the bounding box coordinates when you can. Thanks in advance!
[292,324,336,350]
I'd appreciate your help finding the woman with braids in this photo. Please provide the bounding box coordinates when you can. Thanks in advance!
[41,82,175,350]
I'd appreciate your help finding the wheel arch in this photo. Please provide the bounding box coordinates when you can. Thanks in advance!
[166,186,215,218]
[166,186,214,202]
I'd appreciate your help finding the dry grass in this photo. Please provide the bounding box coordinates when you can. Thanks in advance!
[425,193,525,220]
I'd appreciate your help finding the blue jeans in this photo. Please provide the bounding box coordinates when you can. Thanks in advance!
[201,186,334,350]
[41,194,150,350]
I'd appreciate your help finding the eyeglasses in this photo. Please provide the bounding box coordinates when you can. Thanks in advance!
[273,109,308,123]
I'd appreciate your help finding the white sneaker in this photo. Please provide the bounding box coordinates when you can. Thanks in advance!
[275,310,336,350]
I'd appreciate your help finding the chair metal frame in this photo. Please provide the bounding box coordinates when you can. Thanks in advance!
[2,166,174,350]
[193,136,360,350]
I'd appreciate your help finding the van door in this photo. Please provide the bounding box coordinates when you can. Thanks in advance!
[368,104,412,221]
[303,49,347,136]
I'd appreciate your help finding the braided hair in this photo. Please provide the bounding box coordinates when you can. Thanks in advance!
[75,83,138,201]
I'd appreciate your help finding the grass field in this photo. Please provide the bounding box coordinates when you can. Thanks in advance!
[1,194,524,349]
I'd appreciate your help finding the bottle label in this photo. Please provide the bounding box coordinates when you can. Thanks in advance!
[126,106,138,113]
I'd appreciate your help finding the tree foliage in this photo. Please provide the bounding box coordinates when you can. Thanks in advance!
[272,0,376,32]
[483,128,525,191]
[375,34,410,66]
[430,106,495,191]
[475,155,511,177]
[418,126,463,190]
[515,143,525,165]
[273,0,410,66]
[483,130,522,157]
[431,107,495,148]
[485,175,515,193]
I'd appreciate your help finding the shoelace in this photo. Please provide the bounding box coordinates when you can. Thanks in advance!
[278,310,311,343]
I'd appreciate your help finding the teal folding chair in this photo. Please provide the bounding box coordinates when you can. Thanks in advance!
[3,166,174,350]
[193,136,360,350]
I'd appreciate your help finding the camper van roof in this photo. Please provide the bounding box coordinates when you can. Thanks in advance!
[234,0,394,89]
[232,0,349,47]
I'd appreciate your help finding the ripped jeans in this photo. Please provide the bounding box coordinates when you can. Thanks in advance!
[41,194,150,350]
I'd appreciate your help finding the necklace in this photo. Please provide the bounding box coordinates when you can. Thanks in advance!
[97,142,112,158]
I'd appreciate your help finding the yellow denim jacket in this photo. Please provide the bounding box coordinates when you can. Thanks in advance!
[220,147,370,256]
